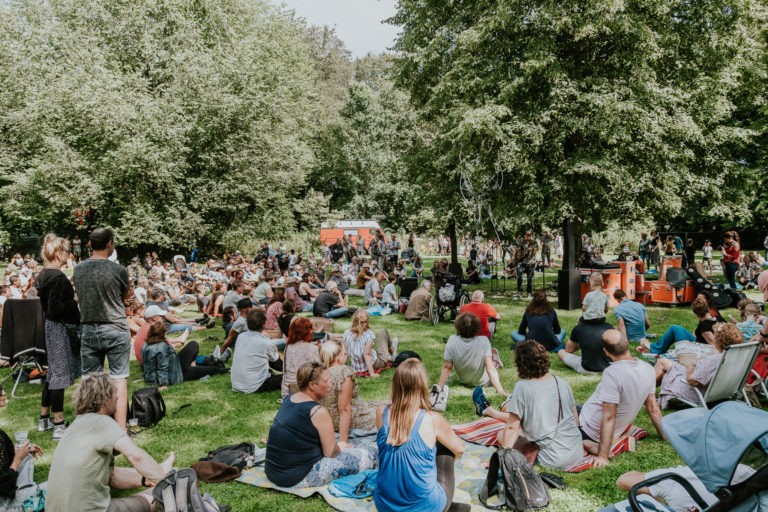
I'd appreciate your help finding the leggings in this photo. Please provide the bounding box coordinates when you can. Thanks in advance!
[177,341,229,381]
[41,382,65,413]
[437,442,458,512]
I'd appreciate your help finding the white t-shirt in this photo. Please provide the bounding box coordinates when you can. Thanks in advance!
[253,282,272,302]
[579,358,655,442]
[9,286,22,300]
[443,335,491,387]
[231,331,280,393]
[364,279,381,304]
[382,283,397,304]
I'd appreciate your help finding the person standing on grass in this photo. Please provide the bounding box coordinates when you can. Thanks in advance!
[35,234,81,440]
[73,227,131,430]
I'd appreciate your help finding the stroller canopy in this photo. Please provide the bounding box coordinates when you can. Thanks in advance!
[662,401,768,492]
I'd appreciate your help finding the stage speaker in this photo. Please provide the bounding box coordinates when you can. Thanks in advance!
[558,269,581,310]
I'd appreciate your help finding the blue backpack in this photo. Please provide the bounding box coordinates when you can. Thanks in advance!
[328,469,377,499]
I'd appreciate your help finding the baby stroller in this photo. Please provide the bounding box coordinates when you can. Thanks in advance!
[430,272,469,325]
[627,401,768,511]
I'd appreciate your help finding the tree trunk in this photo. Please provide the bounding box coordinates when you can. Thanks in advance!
[448,219,463,277]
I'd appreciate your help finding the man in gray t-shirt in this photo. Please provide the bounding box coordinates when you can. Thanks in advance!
[73,227,131,429]
[231,310,283,393]
[436,313,506,395]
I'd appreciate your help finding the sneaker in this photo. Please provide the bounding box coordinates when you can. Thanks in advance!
[391,337,399,356]
[52,423,68,441]
[212,344,221,360]
[472,386,490,417]
[220,347,232,363]
[37,417,53,432]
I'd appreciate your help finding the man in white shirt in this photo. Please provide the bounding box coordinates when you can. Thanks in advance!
[8,276,23,299]
[231,309,283,393]
[579,329,664,467]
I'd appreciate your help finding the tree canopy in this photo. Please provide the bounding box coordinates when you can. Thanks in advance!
[390,0,768,237]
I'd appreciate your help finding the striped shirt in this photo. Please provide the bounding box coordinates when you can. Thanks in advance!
[343,329,376,373]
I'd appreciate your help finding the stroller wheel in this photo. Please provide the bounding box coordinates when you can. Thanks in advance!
[430,296,440,325]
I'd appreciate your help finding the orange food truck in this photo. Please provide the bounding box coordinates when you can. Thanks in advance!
[320,220,382,246]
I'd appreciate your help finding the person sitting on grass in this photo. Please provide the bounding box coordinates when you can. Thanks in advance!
[282,318,321,397]
[511,290,566,351]
[642,295,715,354]
[318,341,383,448]
[231,309,284,394]
[582,273,608,324]
[342,310,397,378]
[436,313,505,396]
[613,289,650,344]
[459,290,500,339]
[404,280,432,321]
[374,358,470,512]
[655,323,742,409]
[381,273,399,310]
[473,340,584,471]
[556,319,614,374]
[265,362,377,488]
[146,287,212,332]
[140,305,229,389]
[312,280,350,319]
[364,271,385,306]
[221,298,255,352]
[579,330,665,467]
[0,385,46,510]
[46,373,175,512]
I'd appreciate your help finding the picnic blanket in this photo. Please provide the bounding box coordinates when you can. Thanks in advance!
[237,439,497,511]
[452,418,648,472]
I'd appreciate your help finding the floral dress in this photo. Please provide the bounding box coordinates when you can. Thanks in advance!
[320,365,381,432]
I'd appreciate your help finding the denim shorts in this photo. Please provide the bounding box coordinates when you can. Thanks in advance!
[80,324,131,379]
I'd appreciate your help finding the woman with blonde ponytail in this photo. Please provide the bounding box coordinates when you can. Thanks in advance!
[374,359,469,512]
[34,234,80,440]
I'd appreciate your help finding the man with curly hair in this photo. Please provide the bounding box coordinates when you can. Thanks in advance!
[46,373,174,512]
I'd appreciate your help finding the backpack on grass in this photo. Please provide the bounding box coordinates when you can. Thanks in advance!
[479,448,550,511]
[200,442,255,471]
[153,468,225,512]
[130,387,166,427]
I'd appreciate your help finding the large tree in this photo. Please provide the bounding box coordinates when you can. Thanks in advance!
[0,0,322,250]
[390,0,767,238]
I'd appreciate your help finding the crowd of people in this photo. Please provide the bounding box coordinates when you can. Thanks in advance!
[0,226,766,512]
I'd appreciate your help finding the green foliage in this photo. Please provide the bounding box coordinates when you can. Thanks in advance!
[307,55,429,232]
[0,0,322,249]
[390,0,768,235]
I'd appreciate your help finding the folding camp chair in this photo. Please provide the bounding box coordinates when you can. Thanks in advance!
[0,299,47,398]
[675,341,761,409]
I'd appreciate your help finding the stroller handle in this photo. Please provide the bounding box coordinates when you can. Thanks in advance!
[629,472,710,512]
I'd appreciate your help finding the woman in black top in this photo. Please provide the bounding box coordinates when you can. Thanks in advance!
[35,234,80,440]
[278,299,297,338]
[511,290,566,351]
[0,386,45,511]
[265,362,376,488]
[645,295,716,354]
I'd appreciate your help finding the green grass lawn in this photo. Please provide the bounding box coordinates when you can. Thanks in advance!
[0,264,764,510]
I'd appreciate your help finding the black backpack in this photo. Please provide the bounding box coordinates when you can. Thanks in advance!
[153,468,224,512]
[200,443,255,471]
[479,448,550,511]
[130,387,166,427]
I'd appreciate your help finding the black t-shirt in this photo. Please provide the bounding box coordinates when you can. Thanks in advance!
[695,319,716,344]
[312,291,339,317]
[518,311,561,351]
[569,321,613,372]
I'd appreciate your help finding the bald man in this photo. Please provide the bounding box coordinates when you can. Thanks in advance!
[578,330,664,467]
[459,290,500,339]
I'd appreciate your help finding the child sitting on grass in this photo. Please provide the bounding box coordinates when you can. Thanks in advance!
[582,273,608,324]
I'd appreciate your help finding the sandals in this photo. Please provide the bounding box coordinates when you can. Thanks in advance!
[205,336,219,342]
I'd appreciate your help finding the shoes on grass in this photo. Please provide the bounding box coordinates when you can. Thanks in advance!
[52,422,68,441]
[472,386,490,417]
[37,417,53,432]
[220,347,232,363]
